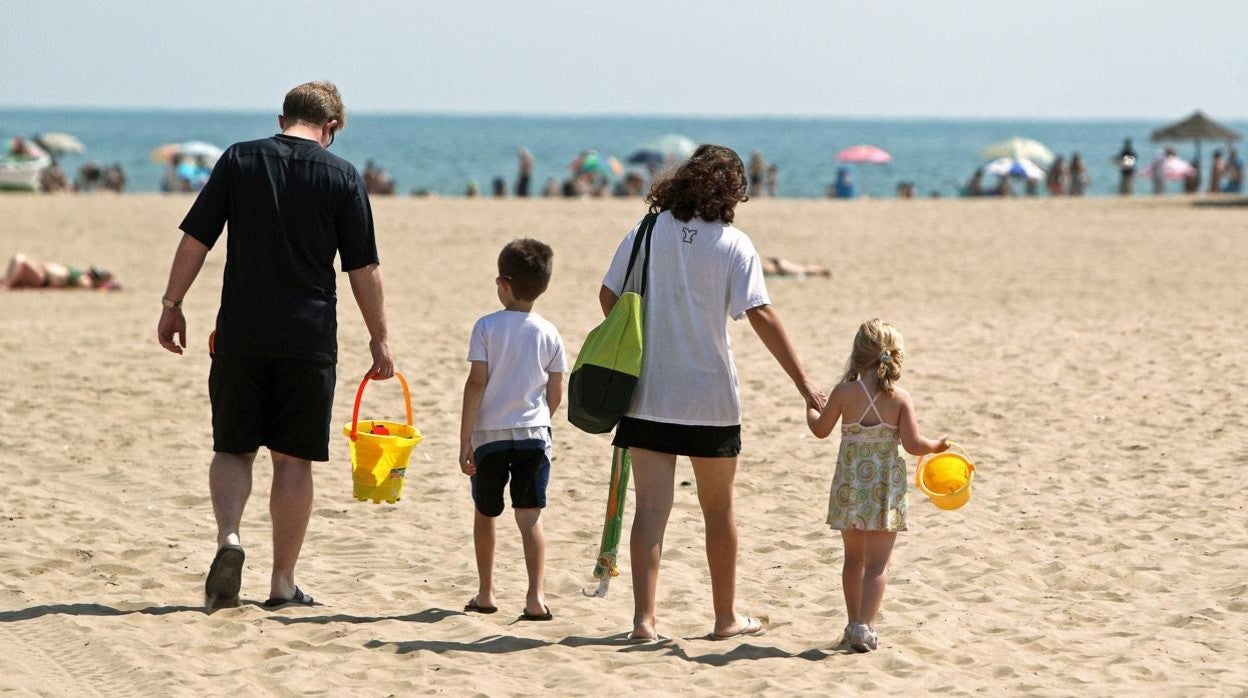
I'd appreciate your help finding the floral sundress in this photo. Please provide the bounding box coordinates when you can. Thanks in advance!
[826,380,908,532]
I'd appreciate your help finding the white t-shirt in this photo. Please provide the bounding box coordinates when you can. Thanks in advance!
[467,310,567,431]
[602,211,770,426]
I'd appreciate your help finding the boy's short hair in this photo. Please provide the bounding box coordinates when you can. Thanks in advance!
[498,239,553,301]
[282,80,347,130]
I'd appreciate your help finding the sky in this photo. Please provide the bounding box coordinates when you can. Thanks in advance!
[4,1,1248,119]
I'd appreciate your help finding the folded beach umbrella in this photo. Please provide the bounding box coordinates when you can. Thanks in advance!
[984,157,1045,180]
[835,144,892,164]
[584,446,632,598]
[980,138,1055,167]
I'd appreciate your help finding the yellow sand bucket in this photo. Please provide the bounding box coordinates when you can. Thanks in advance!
[915,443,976,511]
[342,372,423,504]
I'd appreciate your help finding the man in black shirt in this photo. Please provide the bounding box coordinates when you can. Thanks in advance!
[157,81,394,607]
[1116,137,1137,196]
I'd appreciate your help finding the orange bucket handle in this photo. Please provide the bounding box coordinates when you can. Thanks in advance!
[349,371,412,442]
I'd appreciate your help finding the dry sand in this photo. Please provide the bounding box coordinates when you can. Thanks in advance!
[1,194,1246,695]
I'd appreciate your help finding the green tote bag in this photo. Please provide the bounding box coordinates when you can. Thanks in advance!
[568,212,658,434]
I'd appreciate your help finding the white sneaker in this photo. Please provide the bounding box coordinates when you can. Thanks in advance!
[839,623,854,647]
[849,623,878,653]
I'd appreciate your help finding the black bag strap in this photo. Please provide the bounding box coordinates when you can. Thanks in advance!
[622,212,659,297]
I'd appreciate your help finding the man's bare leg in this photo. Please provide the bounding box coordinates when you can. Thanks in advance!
[210,451,256,549]
[204,451,255,601]
[269,450,313,600]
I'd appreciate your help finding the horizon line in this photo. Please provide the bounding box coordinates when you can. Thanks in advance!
[0,104,1238,124]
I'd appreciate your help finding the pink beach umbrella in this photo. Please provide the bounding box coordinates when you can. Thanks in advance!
[835,145,893,164]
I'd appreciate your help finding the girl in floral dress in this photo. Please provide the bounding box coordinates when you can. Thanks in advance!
[806,319,950,652]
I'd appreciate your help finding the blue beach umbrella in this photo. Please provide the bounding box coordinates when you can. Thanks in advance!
[983,157,1044,180]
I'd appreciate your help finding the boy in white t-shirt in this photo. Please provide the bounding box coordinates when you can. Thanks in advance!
[458,238,567,621]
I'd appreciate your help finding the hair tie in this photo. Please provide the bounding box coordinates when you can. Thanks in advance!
[879,351,892,364]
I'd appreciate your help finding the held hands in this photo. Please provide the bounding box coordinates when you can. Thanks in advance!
[157,308,187,355]
[458,441,476,476]
[799,378,826,412]
[368,338,395,379]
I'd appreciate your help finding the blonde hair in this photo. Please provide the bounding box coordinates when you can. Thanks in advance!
[840,319,905,394]
[282,80,347,131]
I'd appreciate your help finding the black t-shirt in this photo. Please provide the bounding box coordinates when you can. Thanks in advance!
[180,134,378,363]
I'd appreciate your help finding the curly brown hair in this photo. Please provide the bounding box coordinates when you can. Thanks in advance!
[646,144,748,224]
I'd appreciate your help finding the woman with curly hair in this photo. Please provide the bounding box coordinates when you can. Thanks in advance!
[597,144,823,641]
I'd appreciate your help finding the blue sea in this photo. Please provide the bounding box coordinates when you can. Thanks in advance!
[3,109,1242,198]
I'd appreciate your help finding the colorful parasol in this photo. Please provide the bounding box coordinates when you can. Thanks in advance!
[583,446,632,598]
[980,137,1055,167]
[835,144,892,164]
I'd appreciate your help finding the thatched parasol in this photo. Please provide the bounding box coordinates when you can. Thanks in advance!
[1151,111,1241,163]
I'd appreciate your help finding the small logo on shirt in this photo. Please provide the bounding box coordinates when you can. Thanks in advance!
[682,227,698,243]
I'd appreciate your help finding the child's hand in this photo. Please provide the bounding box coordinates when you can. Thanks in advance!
[459,442,476,476]
[935,437,951,453]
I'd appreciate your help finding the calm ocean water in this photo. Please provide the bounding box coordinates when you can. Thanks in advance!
[3,109,1242,198]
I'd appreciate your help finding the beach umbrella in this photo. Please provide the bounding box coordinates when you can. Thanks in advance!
[835,144,892,164]
[980,138,1055,167]
[626,133,698,166]
[1140,155,1196,181]
[583,447,632,598]
[1151,110,1241,163]
[150,141,224,164]
[984,157,1045,180]
[571,150,623,177]
[33,132,85,155]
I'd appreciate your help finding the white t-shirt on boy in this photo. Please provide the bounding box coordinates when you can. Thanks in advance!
[467,310,567,432]
[602,211,770,427]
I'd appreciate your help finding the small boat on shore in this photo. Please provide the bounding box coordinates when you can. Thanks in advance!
[0,154,49,191]
[2,136,52,192]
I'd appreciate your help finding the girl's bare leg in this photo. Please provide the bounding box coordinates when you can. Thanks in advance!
[858,531,897,627]
[841,529,865,624]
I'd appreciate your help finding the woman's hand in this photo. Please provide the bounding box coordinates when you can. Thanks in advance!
[459,441,476,476]
[799,378,826,411]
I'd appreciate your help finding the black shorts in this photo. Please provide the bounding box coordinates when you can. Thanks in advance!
[612,416,741,458]
[208,355,336,462]
[471,438,552,517]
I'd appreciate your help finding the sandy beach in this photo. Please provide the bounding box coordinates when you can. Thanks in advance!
[1,194,1245,695]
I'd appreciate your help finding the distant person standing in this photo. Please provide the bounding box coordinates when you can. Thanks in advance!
[1068,153,1088,196]
[764,164,778,197]
[1149,149,1170,195]
[1208,150,1225,194]
[747,150,767,197]
[1115,138,1137,195]
[516,147,533,198]
[1184,157,1201,194]
[1224,148,1244,193]
[156,80,395,608]
[1045,155,1068,196]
